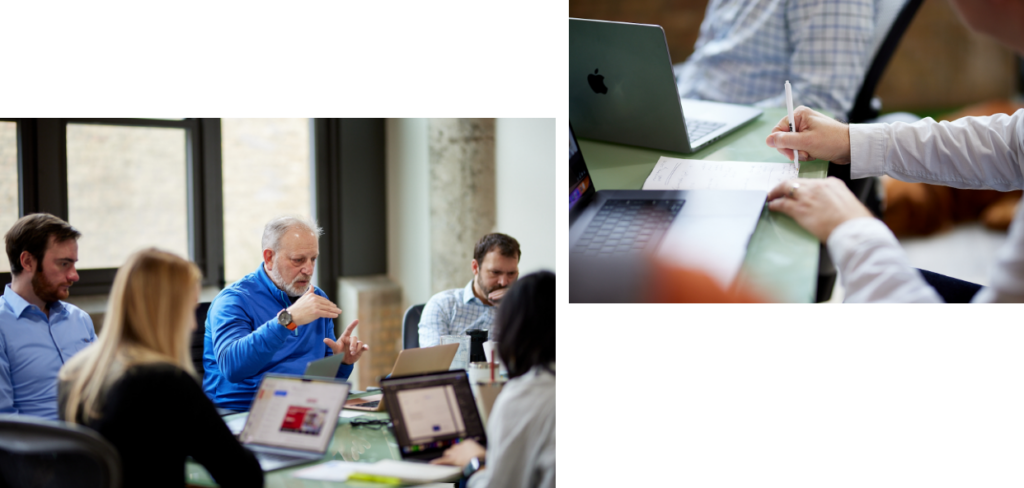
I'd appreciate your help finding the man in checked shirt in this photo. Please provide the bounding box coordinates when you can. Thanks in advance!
[418,233,520,347]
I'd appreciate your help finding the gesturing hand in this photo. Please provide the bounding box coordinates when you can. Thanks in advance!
[766,177,873,241]
[324,319,369,365]
[765,106,852,165]
[287,285,342,327]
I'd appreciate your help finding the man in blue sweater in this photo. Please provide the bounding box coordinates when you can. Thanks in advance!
[203,217,369,411]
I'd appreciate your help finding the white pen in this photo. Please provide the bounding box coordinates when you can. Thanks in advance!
[784,80,799,171]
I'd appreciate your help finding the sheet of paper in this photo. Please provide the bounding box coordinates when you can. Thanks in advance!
[643,156,798,192]
[291,460,359,482]
[340,410,368,418]
[353,460,462,484]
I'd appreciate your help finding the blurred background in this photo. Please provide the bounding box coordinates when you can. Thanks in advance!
[0,118,553,387]
[570,0,1024,300]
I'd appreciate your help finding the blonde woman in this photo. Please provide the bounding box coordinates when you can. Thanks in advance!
[58,249,262,488]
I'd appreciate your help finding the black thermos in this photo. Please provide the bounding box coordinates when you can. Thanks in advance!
[467,329,489,362]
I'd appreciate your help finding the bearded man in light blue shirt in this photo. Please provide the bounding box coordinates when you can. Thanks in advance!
[0,213,96,419]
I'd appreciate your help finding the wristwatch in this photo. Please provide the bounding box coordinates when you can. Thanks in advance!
[277,309,297,331]
[463,456,484,479]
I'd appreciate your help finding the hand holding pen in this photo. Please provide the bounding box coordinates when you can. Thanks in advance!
[765,106,852,166]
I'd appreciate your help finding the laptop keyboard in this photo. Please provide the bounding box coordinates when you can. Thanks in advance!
[572,199,685,256]
[686,119,726,141]
[353,400,379,408]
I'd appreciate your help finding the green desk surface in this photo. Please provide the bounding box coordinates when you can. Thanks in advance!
[577,107,828,303]
[186,394,401,488]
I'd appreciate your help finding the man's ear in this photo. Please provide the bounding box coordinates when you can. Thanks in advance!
[19,251,36,274]
[263,249,275,269]
[471,259,480,276]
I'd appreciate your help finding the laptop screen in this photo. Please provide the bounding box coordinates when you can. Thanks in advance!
[381,370,486,456]
[239,375,350,454]
[569,124,594,211]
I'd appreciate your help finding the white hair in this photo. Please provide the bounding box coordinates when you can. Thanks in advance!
[261,216,324,252]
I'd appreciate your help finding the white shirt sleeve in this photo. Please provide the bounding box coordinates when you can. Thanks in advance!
[834,109,1024,302]
[827,217,942,303]
[850,110,1024,190]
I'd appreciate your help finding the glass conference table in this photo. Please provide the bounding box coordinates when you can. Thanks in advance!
[185,393,405,488]
[576,107,828,303]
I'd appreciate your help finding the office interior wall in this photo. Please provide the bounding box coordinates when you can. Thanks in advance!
[495,118,555,277]
[386,119,432,311]
[386,118,555,312]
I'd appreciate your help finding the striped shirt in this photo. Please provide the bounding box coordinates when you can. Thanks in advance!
[676,0,877,120]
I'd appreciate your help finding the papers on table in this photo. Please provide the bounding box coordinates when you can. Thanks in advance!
[340,409,368,418]
[292,459,462,484]
[292,460,360,482]
[351,460,463,484]
[643,156,798,192]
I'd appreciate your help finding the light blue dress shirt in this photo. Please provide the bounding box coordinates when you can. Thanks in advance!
[0,284,96,419]
[418,280,495,348]
[676,0,878,120]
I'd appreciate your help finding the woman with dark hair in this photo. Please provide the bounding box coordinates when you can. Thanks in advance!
[431,270,555,488]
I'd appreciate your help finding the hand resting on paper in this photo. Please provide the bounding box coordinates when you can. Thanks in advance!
[766,177,873,241]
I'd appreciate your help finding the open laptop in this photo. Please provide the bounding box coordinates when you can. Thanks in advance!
[569,123,766,301]
[236,375,350,471]
[380,370,487,462]
[570,18,763,153]
[344,343,460,412]
[304,353,347,379]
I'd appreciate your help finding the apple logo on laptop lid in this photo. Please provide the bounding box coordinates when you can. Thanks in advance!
[588,69,608,94]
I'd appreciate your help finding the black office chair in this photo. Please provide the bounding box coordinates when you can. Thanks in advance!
[191,302,211,379]
[401,304,426,349]
[816,0,925,301]
[0,416,122,488]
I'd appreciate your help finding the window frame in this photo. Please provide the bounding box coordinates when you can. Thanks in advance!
[1,118,224,295]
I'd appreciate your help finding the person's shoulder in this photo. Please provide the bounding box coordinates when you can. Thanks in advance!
[501,367,555,406]
[60,301,92,322]
[121,363,199,391]
[427,287,464,305]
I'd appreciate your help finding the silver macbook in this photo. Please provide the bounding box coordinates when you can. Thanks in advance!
[569,123,766,301]
[570,18,763,153]
[237,375,350,471]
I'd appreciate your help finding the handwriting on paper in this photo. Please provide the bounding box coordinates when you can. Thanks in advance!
[643,157,798,192]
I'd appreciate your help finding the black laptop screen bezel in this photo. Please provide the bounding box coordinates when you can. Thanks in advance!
[381,370,487,459]
[573,118,598,226]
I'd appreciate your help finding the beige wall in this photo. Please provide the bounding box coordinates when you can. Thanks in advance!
[385,119,433,311]
[386,118,555,311]
[495,119,556,278]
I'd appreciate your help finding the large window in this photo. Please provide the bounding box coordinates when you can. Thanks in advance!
[222,119,313,283]
[0,122,16,273]
[1,119,222,294]
[66,124,189,269]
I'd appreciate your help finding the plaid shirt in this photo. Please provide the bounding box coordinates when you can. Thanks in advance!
[418,280,495,348]
[676,0,877,120]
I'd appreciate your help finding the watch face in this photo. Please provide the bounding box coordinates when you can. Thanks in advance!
[278,310,292,325]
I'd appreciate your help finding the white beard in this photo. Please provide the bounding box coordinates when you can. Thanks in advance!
[269,264,309,296]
